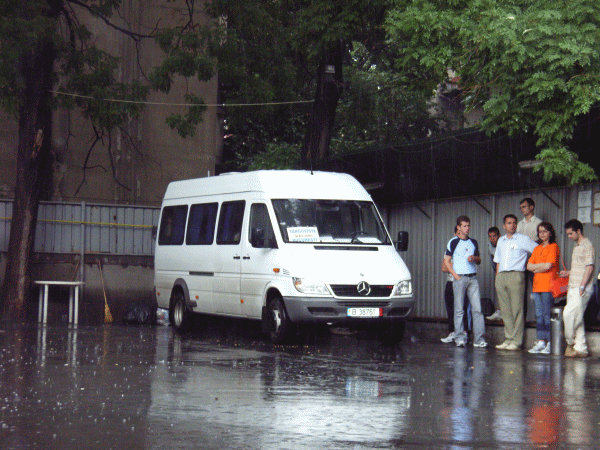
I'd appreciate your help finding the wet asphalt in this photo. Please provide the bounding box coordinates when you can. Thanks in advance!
[1,317,600,450]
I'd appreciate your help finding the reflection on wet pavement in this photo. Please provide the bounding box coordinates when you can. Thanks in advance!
[1,320,600,449]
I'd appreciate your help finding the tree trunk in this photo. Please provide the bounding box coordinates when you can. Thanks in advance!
[302,42,344,166]
[1,40,55,320]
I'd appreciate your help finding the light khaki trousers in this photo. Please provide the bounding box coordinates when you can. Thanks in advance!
[564,286,592,353]
[495,271,526,346]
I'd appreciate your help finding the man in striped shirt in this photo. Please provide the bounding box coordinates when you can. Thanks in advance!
[444,215,487,348]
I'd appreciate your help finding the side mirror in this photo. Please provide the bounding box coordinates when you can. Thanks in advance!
[396,231,409,252]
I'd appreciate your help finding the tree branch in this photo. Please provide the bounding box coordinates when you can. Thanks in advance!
[105,129,131,191]
[75,126,105,195]
[67,0,152,42]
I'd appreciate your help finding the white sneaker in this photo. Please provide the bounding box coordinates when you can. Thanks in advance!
[441,332,456,343]
[528,340,547,354]
[496,341,510,349]
[540,342,551,354]
[486,310,502,320]
[473,340,488,348]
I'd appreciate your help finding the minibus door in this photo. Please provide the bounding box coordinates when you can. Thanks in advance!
[241,203,278,318]
[214,200,245,316]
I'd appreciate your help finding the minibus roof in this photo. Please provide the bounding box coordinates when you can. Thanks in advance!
[163,170,373,201]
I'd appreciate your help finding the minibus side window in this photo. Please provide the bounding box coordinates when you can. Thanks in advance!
[249,203,277,248]
[216,201,245,245]
[186,203,218,245]
[158,205,188,245]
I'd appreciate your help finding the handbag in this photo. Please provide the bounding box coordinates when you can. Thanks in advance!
[551,276,569,299]
[551,256,568,299]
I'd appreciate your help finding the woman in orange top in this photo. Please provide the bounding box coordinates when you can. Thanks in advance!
[526,222,560,354]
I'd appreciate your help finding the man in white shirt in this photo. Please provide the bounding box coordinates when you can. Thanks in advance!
[494,214,538,350]
[517,197,542,241]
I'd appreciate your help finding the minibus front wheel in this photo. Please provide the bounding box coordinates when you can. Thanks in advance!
[265,296,295,344]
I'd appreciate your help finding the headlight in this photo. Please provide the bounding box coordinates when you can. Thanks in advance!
[292,277,330,295]
[394,280,412,296]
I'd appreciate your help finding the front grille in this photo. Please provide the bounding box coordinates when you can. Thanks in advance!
[336,301,391,308]
[330,284,393,298]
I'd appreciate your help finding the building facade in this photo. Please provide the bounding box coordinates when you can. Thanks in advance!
[0,0,222,207]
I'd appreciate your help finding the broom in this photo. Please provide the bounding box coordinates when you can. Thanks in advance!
[98,260,113,324]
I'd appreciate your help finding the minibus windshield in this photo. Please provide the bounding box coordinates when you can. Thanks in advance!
[271,199,390,244]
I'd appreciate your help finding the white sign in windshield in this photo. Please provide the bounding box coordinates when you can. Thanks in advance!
[287,227,320,242]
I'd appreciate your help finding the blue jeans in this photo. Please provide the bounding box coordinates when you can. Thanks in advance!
[532,291,553,341]
[452,276,485,344]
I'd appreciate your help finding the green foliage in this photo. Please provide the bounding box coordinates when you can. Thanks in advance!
[386,0,600,184]
[165,94,207,138]
[222,109,307,172]
[0,0,152,133]
[0,0,214,139]
[236,142,300,171]
[331,42,441,155]
[87,0,122,17]
[150,25,215,93]
[206,0,438,169]
[0,1,58,116]
[148,9,217,137]
[535,147,596,185]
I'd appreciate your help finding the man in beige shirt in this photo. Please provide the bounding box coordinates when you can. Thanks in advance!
[517,197,542,242]
[560,219,596,357]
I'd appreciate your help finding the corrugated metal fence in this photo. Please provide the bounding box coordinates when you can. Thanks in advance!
[0,200,160,256]
[384,182,600,321]
[2,182,599,322]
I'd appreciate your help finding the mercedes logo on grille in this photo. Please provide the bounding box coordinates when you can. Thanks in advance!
[357,281,371,296]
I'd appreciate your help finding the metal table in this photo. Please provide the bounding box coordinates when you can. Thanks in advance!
[35,281,85,325]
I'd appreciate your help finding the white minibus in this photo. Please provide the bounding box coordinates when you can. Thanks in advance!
[154,170,413,343]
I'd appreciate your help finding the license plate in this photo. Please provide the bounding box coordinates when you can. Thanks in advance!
[347,307,382,318]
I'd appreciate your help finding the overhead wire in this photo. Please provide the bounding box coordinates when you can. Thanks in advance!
[50,90,313,107]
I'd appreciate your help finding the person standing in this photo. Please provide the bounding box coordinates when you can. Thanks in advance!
[486,226,502,321]
[441,226,472,343]
[488,227,500,271]
[517,197,541,322]
[517,198,542,242]
[494,214,538,350]
[560,219,596,358]
[526,222,560,354]
[444,216,487,348]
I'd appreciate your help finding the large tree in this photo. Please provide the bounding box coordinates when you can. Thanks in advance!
[206,0,404,169]
[386,0,600,183]
[0,0,213,319]
[330,42,442,154]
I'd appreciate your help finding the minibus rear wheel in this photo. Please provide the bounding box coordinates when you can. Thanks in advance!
[267,296,294,344]
[170,290,190,331]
